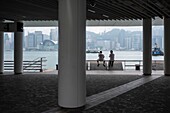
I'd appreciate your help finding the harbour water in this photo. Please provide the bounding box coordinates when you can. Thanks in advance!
[4,51,163,69]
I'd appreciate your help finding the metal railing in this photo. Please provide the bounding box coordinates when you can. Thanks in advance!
[122,60,143,69]
[4,57,47,72]
[86,60,164,70]
[123,60,164,70]
[152,60,164,70]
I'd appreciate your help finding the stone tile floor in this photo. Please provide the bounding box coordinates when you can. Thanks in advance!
[0,70,167,113]
[84,76,170,113]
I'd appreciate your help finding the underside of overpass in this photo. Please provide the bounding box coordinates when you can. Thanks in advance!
[1,0,170,109]
[0,0,170,21]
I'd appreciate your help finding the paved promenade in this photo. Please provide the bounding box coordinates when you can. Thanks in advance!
[1,70,169,113]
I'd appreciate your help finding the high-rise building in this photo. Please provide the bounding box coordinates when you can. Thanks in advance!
[118,30,126,48]
[35,31,43,47]
[10,33,14,49]
[26,31,44,50]
[50,28,58,41]
[125,37,132,50]
[27,33,36,49]
[132,33,141,50]
[103,40,110,50]
[4,34,10,50]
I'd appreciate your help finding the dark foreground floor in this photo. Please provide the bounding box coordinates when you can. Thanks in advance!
[85,76,170,113]
[2,73,170,113]
[0,73,142,113]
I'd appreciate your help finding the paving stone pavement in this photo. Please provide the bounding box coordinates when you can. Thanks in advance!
[0,74,58,113]
[84,76,170,113]
[1,73,168,113]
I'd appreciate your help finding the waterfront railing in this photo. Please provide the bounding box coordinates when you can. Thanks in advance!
[86,60,164,70]
[4,57,47,72]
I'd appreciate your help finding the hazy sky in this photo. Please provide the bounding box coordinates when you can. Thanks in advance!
[86,26,142,33]
[24,27,56,36]
[24,26,142,36]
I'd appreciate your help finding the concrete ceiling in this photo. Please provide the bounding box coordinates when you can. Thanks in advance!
[0,0,170,21]
[23,17,163,27]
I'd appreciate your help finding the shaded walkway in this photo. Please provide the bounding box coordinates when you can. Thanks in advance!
[85,76,170,113]
[44,75,164,113]
[86,75,161,109]
[0,71,167,113]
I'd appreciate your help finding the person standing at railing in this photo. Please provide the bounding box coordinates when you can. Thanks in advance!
[109,50,115,67]
[97,51,106,67]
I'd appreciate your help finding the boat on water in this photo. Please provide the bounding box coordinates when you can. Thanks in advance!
[152,43,164,56]
[86,50,99,53]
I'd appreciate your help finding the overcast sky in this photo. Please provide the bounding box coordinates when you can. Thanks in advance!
[24,26,143,36]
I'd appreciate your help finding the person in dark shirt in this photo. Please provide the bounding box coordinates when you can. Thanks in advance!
[109,50,115,67]
[97,51,105,67]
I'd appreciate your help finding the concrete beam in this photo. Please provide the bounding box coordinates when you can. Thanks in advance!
[22,17,163,27]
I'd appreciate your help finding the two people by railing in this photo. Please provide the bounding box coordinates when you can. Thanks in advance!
[97,50,115,68]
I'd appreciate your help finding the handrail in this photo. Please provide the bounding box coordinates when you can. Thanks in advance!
[4,57,47,72]
[86,60,164,70]
[23,57,47,72]
[23,57,46,68]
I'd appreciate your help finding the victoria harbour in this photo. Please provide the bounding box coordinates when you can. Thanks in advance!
[4,51,163,69]
[3,26,164,70]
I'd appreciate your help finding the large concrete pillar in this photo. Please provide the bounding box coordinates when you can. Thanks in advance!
[58,0,86,108]
[164,17,170,75]
[0,31,4,74]
[14,21,23,74]
[143,18,152,75]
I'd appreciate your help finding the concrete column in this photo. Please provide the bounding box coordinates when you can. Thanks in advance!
[164,17,170,75]
[14,21,23,74]
[58,0,86,108]
[143,18,152,75]
[0,31,4,74]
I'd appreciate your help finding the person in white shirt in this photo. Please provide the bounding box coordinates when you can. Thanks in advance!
[109,50,115,67]
[97,51,105,67]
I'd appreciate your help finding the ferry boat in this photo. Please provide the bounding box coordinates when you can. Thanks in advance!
[86,50,99,53]
[152,43,164,56]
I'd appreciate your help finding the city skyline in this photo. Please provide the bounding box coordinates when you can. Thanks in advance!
[23,26,145,35]
[4,26,164,51]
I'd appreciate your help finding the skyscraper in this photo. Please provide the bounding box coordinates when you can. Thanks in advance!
[50,28,58,41]
[35,31,43,47]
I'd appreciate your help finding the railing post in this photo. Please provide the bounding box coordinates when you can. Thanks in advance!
[40,57,43,72]
[124,60,126,70]
[88,61,90,70]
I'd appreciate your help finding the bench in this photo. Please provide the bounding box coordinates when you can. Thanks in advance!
[86,60,123,70]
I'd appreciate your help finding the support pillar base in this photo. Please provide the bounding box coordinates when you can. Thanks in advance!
[143,73,151,76]
[165,74,170,76]
[15,72,22,75]
[40,69,43,72]
[60,105,85,110]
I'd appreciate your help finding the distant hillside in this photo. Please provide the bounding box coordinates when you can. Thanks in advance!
[86,29,142,40]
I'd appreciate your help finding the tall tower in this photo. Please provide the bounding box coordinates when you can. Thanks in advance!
[50,28,58,41]
[35,31,43,47]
